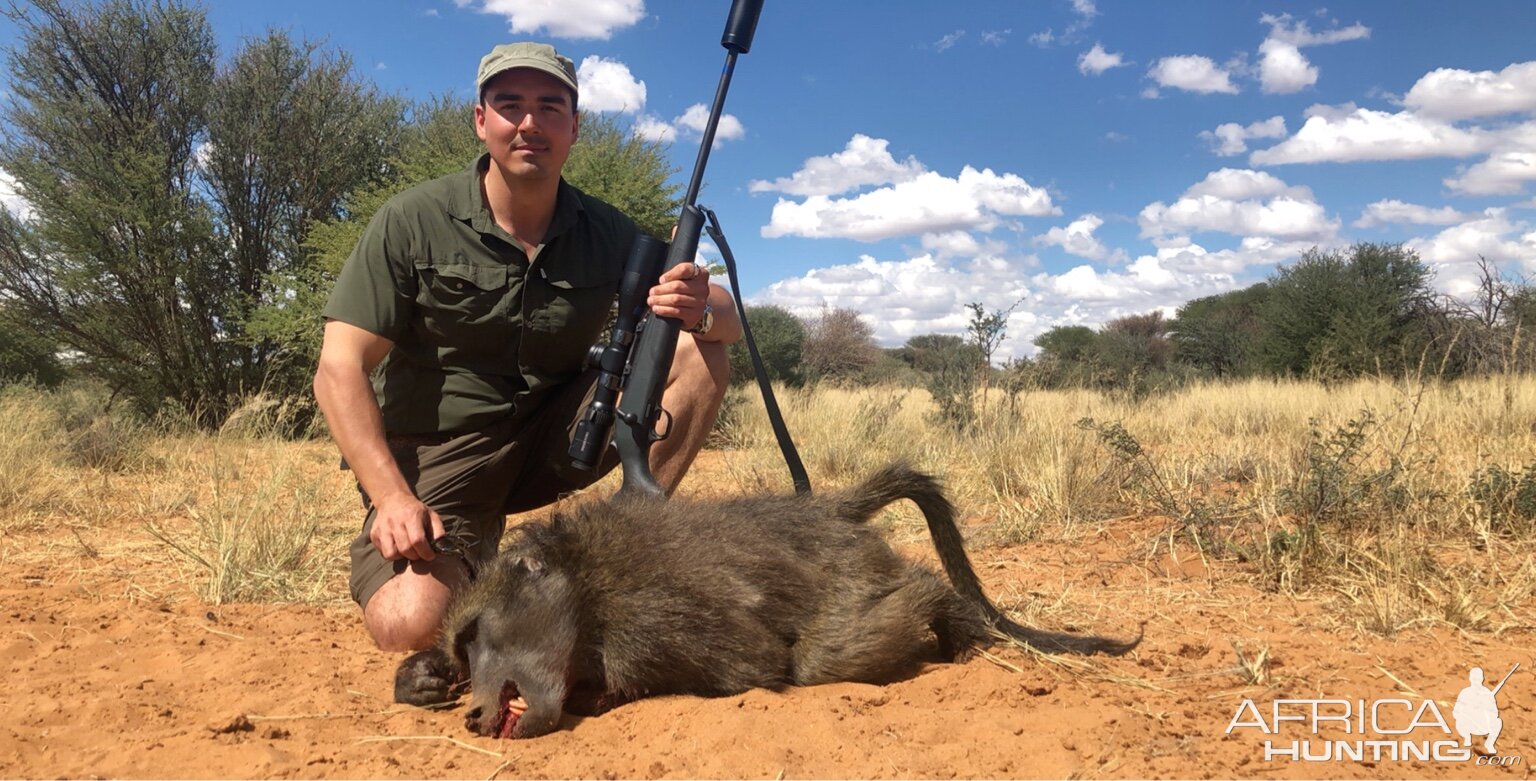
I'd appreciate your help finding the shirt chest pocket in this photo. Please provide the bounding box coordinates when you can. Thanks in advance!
[413,260,512,339]
[521,262,621,375]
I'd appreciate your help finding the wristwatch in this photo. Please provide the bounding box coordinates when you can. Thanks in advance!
[687,303,714,336]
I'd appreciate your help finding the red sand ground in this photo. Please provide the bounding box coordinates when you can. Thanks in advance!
[2,452,1532,779]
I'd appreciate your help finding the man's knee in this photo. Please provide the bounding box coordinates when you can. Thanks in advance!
[361,559,467,652]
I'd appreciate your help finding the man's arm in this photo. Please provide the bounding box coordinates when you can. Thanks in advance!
[313,319,444,562]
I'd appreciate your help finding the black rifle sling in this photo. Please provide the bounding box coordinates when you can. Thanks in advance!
[702,207,812,495]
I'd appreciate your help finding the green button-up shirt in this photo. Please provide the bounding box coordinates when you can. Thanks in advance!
[323,154,639,434]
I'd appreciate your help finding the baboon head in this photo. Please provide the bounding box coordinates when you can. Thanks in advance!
[442,542,580,739]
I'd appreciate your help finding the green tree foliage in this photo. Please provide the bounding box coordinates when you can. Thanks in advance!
[1098,311,1172,376]
[1031,325,1099,388]
[204,31,404,399]
[902,333,981,430]
[1096,311,1176,397]
[1258,243,1437,378]
[0,0,400,425]
[0,296,65,387]
[562,111,680,240]
[727,304,805,387]
[902,333,981,376]
[802,305,878,384]
[1171,284,1270,377]
[1034,325,1098,363]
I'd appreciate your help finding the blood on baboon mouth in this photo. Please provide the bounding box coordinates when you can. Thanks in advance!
[495,681,521,739]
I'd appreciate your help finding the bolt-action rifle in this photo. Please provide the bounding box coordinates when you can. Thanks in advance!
[568,0,809,498]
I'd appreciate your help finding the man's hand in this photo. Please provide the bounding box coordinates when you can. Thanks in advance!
[647,263,711,331]
[369,492,448,561]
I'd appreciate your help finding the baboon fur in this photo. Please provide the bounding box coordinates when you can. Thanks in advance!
[439,462,1140,739]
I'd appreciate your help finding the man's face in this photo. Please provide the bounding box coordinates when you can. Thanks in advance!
[475,68,578,184]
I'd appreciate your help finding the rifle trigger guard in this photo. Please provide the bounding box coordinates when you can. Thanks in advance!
[650,408,673,443]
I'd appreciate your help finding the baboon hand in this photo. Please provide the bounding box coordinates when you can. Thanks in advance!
[393,648,461,707]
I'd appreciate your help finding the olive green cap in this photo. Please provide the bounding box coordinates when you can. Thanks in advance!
[476,42,578,97]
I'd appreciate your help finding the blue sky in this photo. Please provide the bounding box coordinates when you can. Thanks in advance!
[3,1,1535,359]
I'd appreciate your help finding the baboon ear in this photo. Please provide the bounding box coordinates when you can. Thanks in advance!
[511,555,545,575]
[451,615,479,666]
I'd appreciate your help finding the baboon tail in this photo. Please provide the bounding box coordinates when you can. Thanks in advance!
[847,463,1142,657]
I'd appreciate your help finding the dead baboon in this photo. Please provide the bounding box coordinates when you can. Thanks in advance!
[439,462,1141,739]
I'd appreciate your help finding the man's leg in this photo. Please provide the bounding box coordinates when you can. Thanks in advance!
[362,557,470,652]
[367,558,472,706]
[649,335,730,493]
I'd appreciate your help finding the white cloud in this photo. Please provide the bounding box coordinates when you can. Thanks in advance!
[1154,235,1318,276]
[1034,214,1126,262]
[1446,150,1536,196]
[675,103,745,144]
[761,166,1059,242]
[751,241,1280,360]
[631,104,743,147]
[575,56,645,113]
[1140,168,1337,241]
[1036,256,1187,300]
[1182,167,1313,201]
[921,230,1010,259]
[1029,29,1055,48]
[631,114,676,144]
[1260,13,1370,47]
[1200,116,1286,156]
[933,30,965,52]
[1147,55,1239,95]
[981,30,1011,46]
[752,253,1034,349]
[1258,39,1316,94]
[1251,105,1488,165]
[1405,209,1536,296]
[1404,61,1536,120]
[1355,200,1474,228]
[1078,43,1127,76]
[458,0,643,39]
[749,134,925,197]
[0,168,34,222]
[1254,15,1367,95]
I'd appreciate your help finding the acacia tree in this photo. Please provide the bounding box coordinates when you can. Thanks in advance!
[0,0,402,425]
[1171,283,1269,377]
[203,32,404,399]
[727,305,805,387]
[1259,243,1436,378]
[802,305,878,384]
[0,0,222,420]
[966,300,1016,417]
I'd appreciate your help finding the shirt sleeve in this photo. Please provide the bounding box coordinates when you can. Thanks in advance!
[321,199,417,342]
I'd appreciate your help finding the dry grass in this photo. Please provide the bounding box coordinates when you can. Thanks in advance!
[0,384,358,604]
[3,374,1535,632]
[721,374,1536,635]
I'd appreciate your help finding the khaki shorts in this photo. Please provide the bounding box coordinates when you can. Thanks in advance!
[347,370,619,608]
